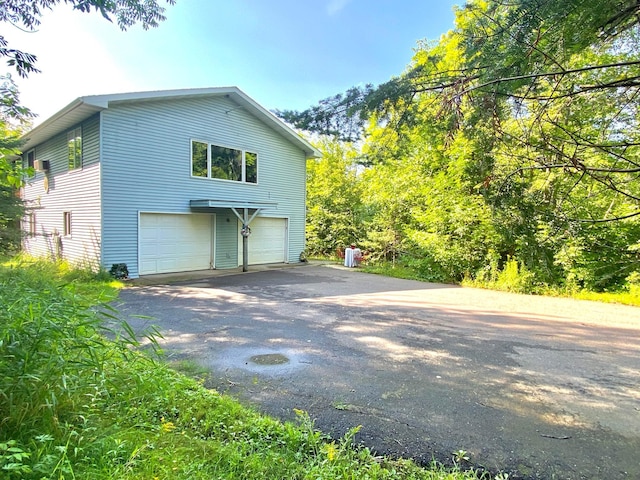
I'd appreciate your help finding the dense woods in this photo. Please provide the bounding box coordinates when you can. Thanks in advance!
[285,0,640,293]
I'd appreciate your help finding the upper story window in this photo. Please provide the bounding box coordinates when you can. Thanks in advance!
[191,140,258,184]
[67,127,82,170]
[23,149,35,177]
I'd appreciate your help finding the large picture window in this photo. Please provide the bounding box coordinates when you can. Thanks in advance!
[191,140,257,183]
[67,127,82,170]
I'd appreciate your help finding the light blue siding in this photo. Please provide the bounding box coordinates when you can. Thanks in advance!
[21,115,102,267]
[215,212,239,268]
[100,96,307,277]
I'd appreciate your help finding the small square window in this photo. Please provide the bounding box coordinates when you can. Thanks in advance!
[63,212,72,236]
[211,145,242,181]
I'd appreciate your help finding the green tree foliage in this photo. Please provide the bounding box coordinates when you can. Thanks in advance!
[297,0,640,291]
[1,0,176,77]
[0,184,23,254]
[305,139,364,255]
[0,76,32,254]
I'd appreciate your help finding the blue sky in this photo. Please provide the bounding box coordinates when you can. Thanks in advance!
[3,0,461,124]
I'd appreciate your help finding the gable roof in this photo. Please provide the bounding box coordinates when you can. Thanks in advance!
[20,87,321,158]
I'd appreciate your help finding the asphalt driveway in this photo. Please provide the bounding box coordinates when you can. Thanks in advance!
[114,264,640,480]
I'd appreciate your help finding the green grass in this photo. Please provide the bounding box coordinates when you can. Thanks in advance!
[360,259,640,307]
[566,288,640,306]
[0,257,488,480]
[362,263,433,282]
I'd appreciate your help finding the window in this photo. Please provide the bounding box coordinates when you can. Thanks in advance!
[23,212,36,236]
[245,151,257,183]
[24,150,35,169]
[190,140,257,183]
[67,127,82,170]
[192,141,208,177]
[211,145,242,181]
[23,149,35,177]
[63,212,72,236]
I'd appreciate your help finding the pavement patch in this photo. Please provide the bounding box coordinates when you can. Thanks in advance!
[208,347,311,376]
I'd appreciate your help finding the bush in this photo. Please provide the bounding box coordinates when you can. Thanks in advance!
[464,256,536,294]
[494,258,536,293]
[109,263,129,279]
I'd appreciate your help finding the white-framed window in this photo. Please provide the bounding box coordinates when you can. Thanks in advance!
[67,127,82,170]
[63,211,72,236]
[191,140,257,183]
[23,149,35,177]
[245,151,257,183]
[192,140,208,177]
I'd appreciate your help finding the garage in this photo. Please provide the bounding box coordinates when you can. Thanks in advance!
[139,213,213,275]
[238,217,287,265]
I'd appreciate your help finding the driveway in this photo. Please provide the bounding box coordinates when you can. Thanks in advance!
[114,264,640,480]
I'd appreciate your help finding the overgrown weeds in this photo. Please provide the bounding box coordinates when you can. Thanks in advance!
[0,258,487,479]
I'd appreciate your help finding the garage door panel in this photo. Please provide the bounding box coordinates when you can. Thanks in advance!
[140,213,213,275]
[238,217,286,265]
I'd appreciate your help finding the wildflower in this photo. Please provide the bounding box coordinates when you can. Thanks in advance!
[160,417,176,433]
[324,442,338,461]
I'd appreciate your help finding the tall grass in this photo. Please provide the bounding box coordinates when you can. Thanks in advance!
[0,258,487,479]
[0,258,128,477]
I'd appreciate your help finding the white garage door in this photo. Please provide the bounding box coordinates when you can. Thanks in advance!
[238,217,287,265]
[140,213,213,275]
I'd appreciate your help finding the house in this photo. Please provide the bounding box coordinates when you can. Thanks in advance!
[20,87,321,278]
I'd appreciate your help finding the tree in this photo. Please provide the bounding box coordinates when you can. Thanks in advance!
[1,0,176,77]
[280,0,640,221]
[305,138,364,255]
[0,75,33,253]
[290,0,640,290]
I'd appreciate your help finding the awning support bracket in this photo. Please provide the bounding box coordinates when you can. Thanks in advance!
[229,207,261,226]
[230,207,263,272]
[190,200,277,273]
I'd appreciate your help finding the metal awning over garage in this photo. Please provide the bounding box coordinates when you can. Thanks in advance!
[190,199,278,272]
[189,200,278,210]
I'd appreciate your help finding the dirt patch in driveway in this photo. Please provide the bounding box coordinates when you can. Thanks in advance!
[115,265,640,479]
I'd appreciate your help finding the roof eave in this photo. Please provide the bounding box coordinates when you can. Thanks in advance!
[20,98,107,151]
[223,88,322,159]
[19,87,322,158]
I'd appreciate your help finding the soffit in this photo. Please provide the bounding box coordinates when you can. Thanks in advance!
[21,101,105,152]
